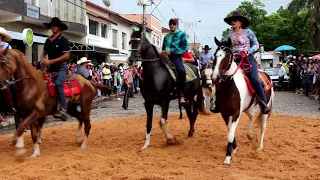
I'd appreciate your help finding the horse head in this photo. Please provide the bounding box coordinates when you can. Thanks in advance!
[212,37,234,83]
[129,27,159,62]
[0,46,18,82]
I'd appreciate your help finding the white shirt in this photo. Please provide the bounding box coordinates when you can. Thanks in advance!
[278,66,286,76]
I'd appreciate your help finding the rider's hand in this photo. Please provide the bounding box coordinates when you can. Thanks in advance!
[41,58,52,66]
[163,50,171,55]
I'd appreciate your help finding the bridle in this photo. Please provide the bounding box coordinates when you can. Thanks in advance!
[130,35,160,62]
[0,48,29,86]
[212,45,234,83]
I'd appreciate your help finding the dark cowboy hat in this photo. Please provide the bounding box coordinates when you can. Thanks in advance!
[203,45,211,50]
[224,11,250,28]
[44,17,68,31]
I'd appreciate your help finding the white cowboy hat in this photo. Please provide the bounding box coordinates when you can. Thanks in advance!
[88,62,94,66]
[0,27,12,42]
[104,63,110,66]
[77,57,91,65]
[289,63,294,65]
[293,56,296,59]
[308,57,312,59]
[277,62,283,65]
[123,63,129,70]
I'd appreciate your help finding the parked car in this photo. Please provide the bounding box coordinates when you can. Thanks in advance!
[264,68,289,90]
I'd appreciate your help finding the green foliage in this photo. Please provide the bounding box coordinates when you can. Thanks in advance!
[221,0,314,52]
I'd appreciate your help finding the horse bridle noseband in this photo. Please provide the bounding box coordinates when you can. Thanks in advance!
[130,36,160,62]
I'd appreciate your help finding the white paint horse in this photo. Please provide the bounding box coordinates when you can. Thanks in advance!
[204,37,274,166]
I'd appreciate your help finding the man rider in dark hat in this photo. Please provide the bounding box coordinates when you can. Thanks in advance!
[199,45,214,68]
[41,17,70,121]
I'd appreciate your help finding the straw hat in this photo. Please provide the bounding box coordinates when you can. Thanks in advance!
[0,27,12,42]
[88,62,94,66]
[123,63,129,70]
[77,57,91,65]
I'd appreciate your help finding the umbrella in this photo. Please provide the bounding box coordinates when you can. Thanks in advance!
[312,54,320,59]
[274,45,296,52]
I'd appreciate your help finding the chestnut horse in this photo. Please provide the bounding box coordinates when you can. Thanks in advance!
[0,48,99,157]
[204,38,274,166]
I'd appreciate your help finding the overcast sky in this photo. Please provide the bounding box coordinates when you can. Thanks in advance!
[89,0,290,49]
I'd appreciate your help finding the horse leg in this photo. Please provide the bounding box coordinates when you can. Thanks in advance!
[159,101,176,145]
[37,117,46,144]
[178,103,183,119]
[257,114,268,150]
[67,105,83,144]
[141,101,154,149]
[79,100,92,150]
[245,107,255,140]
[14,110,39,156]
[30,122,40,157]
[185,100,198,137]
[223,113,240,166]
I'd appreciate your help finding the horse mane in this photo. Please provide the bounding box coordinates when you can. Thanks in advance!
[150,44,169,67]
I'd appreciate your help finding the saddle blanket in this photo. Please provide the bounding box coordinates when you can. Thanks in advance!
[166,63,197,82]
[44,73,84,97]
[244,71,274,95]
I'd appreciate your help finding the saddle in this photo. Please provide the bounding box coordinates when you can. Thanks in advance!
[243,71,273,95]
[163,55,197,83]
[44,73,84,98]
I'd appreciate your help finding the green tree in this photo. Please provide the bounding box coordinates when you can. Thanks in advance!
[288,0,320,50]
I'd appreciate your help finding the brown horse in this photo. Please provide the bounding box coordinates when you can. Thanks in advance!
[203,38,274,166]
[0,48,101,157]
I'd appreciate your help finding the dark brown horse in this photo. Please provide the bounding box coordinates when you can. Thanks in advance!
[0,48,102,157]
[129,28,207,149]
[203,38,274,165]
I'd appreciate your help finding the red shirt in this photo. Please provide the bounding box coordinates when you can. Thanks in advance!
[182,52,193,59]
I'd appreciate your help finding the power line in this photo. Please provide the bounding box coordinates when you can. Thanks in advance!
[154,4,169,23]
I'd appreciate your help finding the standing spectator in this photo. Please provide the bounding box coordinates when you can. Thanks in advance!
[277,62,286,91]
[114,68,122,101]
[122,64,133,110]
[301,65,312,96]
[102,63,111,87]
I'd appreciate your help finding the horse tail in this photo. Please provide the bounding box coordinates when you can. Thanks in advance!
[256,87,274,125]
[90,82,113,95]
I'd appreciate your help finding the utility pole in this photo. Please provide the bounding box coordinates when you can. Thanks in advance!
[142,3,146,34]
[137,0,147,34]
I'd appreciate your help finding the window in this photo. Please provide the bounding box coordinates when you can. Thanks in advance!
[101,24,108,38]
[157,36,160,46]
[55,0,60,17]
[153,37,156,45]
[89,19,99,36]
[73,0,76,22]
[122,32,127,49]
[64,0,68,20]
[112,29,118,48]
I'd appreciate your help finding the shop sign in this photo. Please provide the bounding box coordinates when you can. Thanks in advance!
[22,28,34,46]
[26,4,40,19]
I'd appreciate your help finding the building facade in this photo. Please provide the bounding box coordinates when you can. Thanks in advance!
[0,0,87,64]
[121,14,164,51]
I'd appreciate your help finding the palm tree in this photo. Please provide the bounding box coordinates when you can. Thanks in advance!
[288,0,320,50]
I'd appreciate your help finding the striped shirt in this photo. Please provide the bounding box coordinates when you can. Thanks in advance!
[225,29,259,55]
[162,29,189,55]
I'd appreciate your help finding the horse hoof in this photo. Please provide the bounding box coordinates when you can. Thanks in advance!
[247,134,254,140]
[30,153,40,158]
[79,144,87,150]
[223,156,232,166]
[166,135,176,145]
[257,146,263,151]
[37,137,42,144]
[188,131,194,137]
[233,147,238,154]
[141,145,149,150]
[16,148,26,157]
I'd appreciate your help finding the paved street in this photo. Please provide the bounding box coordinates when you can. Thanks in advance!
[0,91,319,135]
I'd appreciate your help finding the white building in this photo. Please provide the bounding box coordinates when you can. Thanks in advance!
[86,1,135,64]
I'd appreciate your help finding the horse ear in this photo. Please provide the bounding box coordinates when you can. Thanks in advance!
[214,37,221,46]
[227,38,232,48]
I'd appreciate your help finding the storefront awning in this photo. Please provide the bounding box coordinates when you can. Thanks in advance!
[94,46,119,54]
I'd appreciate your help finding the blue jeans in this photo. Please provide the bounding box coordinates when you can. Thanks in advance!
[53,64,68,110]
[170,54,186,91]
[247,55,267,104]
